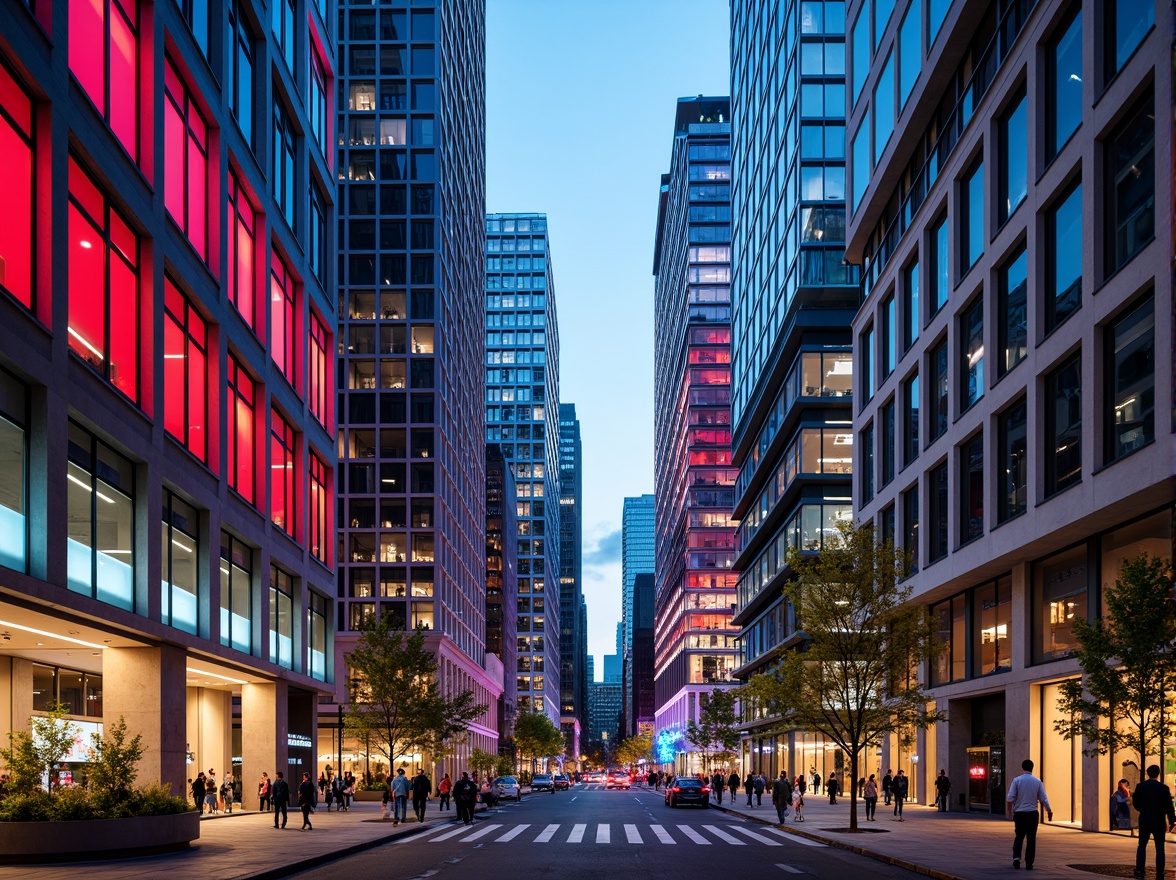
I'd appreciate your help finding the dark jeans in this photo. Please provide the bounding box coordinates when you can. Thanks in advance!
[273,800,288,827]
[260,794,271,811]
[776,801,789,823]
[439,793,450,809]
[1136,824,1167,877]
[893,796,904,816]
[883,789,891,805]
[1013,810,1039,865]
[301,804,313,829]
[456,798,475,823]
[714,786,723,804]
[937,793,949,811]
[865,796,877,819]
[413,797,427,821]
[756,791,764,805]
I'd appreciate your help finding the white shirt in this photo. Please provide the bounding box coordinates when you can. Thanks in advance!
[1006,772,1051,814]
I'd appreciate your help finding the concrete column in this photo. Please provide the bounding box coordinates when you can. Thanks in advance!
[102,645,187,796]
[242,680,288,810]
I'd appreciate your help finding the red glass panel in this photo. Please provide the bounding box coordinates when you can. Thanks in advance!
[69,0,106,117]
[188,137,207,258]
[228,172,256,330]
[0,62,32,136]
[68,157,104,225]
[163,310,185,441]
[110,210,137,267]
[108,1,139,161]
[189,343,207,462]
[164,279,209,463]
[270,253,296,386]
[228,358,256,504]
[270,413,295,535]
[309,453,328,563]
[0,68,33,307]
[163,82,185,221]
[108,256,138,400]
[67,203,106,368]
[309,311,329,428]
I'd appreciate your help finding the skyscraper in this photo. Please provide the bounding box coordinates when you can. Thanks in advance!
[336,0,501,772]
[485,444,518,744]
[485,212,561,722]
[630,572,656,735]
[728,0,859,776]
[620,494,654,736]
[558,403,584,755]
[847,0,1171,819]
[0,0,337,795]
[651,97,739,770]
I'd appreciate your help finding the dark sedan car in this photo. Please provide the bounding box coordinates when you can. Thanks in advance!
[531,773,555,792]
[665,777,711,808]
[553,773,571,791]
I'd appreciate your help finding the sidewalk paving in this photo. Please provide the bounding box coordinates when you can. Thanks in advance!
[706,786,1172,880]
[0,798,477,880]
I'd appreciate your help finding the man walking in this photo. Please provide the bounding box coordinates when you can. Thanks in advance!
[882,769,893,806]
[728,770,740,804]
[772,771,792,824]
[411,767,432,823]
[892,769,908,820]
[1132,764,1176,879]
[454,771,479,825]
[297,771,317,831]
[390,767,411,826]
[935,769,952,812]
[271,771,290,829]
[1006,758,1052,869]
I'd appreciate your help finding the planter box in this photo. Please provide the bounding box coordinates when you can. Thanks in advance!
[354,790,386,802]
[0,811,200,864]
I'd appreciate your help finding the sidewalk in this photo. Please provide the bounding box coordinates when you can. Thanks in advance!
[0,798,480,880]
[708,788,1172,880]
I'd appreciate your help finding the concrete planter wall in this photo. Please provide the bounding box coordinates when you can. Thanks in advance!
[353,790,386,801]
[0,811,200,864]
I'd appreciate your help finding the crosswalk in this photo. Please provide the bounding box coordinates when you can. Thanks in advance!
[402,821,825,848]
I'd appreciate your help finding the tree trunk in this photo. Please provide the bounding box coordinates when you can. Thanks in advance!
[848,749,859,832]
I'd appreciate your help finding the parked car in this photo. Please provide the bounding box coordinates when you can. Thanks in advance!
[532,773,555,792]
[496,776,522,802]
[587,771,605,783]
[665,777,710,808]
[553,773,571,791]
[606,771,631,790]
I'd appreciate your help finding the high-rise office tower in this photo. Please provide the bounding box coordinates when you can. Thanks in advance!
[651,97,739,769]
[620,494,654,735]
[630,572,656,735]
[485,444,518,744]
[847,0,1171,820]
[336,0,501,771]
[728,0,859,776]
[558,403,584,754]
[485,212,561,722]
[0,0,337,794]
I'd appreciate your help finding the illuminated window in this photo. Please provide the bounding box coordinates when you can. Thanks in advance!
[69,0,141,162]
[309,310,330,428]
[270,251,297,389]
[1044,352,1081,496]
[0,370,28,573]
[226,355,256,505]
[269,564,294,668]
[270,410,296,537]
[0,60,34,309]
[1032,543,1088,662]
[163,278,209,463]
[219,530,253,653]
[67,422,134,611]
[227,169,257,331]
[307,590,327,680]
[161,489,199,634]
[309,42,329,158]
[163,57,209,261]
[309,451,329,564]
[68,157,140,404]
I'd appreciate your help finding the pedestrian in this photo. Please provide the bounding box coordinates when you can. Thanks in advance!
[454,771,478,825]
[754,772,766,806]
[812,770,822,795]
[935,769,952,812]
[713,770,723,804]
[381,781,392,820]
[271,771,290,829]
[863,774,879,821]
[258,771,272,812]
[892,769,908,820]
[318,771,327,799]
[882,769,893,806]
[827,772,838,805]
[772,771,792,824]
[205,769,219,814]
[438,772,452,810]
[0,773,8,802]
[796,774,807,797]
[1006,758,1052,869]
[298,771,317,831]
[744,772,756,806]
[220,774,235,813]
[411,767,431,822]
[191,773,206,814]
[728,770,740,803]
[343,772,355,810]
[792,781,805,822]
[1131,764,1175,879]
[390,767,411,825]
[1111,778,1134,836]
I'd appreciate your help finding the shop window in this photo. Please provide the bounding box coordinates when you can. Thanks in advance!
[226,355,256,505]
[229,0,255,149]
[66,422,134,611]
[270,411,296,537]
[69,0,142,163]
[309,452,329,564]
[163,278,209,463]
[996,397,1027,523]
[270,252,298,389]
[164,57,208,260]
[68,157,140,404]
[998,245,1027,376]
[1044,353,1081,496]
[227,169,257,331]
[269,565,294,668]
[931,593,966,684]
[959,431,983,543]
[219,531,253,654]
[309,310,330,429]
[0,370,28,572]
[1046,10,1082,162]
[1033,543,1088,662]
[0,60,34,309]
[1104,91,1154,277]
[973,576,1012,676]
[1104,295,1154,463]
[161,488,198,634]
[32,664,103,718]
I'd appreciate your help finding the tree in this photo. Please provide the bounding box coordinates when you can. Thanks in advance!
[0,702,80,796]
[1053,552,1176,783]
[469,747,498,779]
[86,717,145,803]
[513,708,565,774]
[685,688,741,773]
[740,520,941,831]
[614,732,654,769]
[345,617,486,769]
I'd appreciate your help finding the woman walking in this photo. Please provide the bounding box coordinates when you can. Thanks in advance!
[1111,778,1134,836]
[792,779,805,822]
[863,774,879,821]
[438,772,452,811]
[258,772,272,812]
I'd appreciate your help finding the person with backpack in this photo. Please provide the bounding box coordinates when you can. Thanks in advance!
[438,772,452,810]
[220,773,235,813]
[754,772,766,806]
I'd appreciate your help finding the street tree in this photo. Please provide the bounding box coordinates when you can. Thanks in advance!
[1054,552,1176,783]
[740,520,941,831]
[614,732,654,769]
[345,617,485,770]
[0,702,79,796]
[685,688,741,773]
[468,747,498,779]
[513,708,565,774]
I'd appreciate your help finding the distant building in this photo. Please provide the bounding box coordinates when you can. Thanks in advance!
[621,495,654,735]
[630,573,656,735]
[588,680,623,752]
[486,445,518,744]
[558,403,584,757]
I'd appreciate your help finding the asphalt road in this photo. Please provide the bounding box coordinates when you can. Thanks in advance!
[292,783,922,880]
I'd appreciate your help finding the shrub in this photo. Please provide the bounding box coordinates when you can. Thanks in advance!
[51,787,100,821]
[131,783,191,817]
[0,792,53,822]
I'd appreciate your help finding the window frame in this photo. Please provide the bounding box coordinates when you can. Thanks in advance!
[996,395,1027,523]
[1103,294,1154,464]
[0,59,35,311]
[1044,351,1082,497]
[270,409,296,538]
[226,354,257,505]
[162,277,209,463]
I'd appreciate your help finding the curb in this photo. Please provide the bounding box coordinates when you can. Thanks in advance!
[709,801,969,880]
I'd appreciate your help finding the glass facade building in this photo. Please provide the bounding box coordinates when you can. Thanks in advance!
[485,444,518,744]
[0,0,337,797]
[651,97,739,772]
[336,0,501,773]
[620,494,655,736]
[728,0,859,772]
[485,212,561,722]
[847,0,1172,823]
[559,403,585,756]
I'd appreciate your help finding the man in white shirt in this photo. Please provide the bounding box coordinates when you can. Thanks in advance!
[1006,759,1052,870]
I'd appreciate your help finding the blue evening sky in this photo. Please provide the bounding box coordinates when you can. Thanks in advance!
[486,0,730,677]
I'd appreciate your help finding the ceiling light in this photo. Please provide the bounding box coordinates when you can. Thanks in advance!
[0,620,106,649]
[186,667,249,685]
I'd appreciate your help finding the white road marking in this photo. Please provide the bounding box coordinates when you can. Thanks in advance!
[496,824,530,842]
[731,825,782,845]
[763,827,828,847]
[535,823,560,843]
[676,824,711,844]
[703,825,747,845]
[777,864,806,873]
[650,824,676,844]
[432,824,482,842]
[625,823,643,844]
[596,823,610,844]
[570,796,577,802]
[458,823,501,842]
[568,823,587,843]
[390,825,451,844]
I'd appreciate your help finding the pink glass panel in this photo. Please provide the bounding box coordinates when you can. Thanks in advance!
[189,340,206,462]
[0,92,33,306]
[163,309,185,441]
[69,0,106,116]
[108,255,138,401]
[188,134,207,258]
[68,157,104,225]
[68,204,106,368]
[164,94,185,232]
[0,63,32,135]
[108,2,139,161]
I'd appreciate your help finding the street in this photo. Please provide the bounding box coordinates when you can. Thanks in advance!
[293,783,921,880]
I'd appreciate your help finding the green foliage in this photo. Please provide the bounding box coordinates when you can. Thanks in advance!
[345,618,487,767]
[494,754,514,777]
[128,783,190,817]
[512,708,565,771]
[0,792,54,822]
[469,747,498,777]
[85,717,145,801]
[0,783,188,822]
[52,786,100,821]
[614,732,654,768]
[685,689,741,771]
[1053,553,1176,782]
[0,703,80,797]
